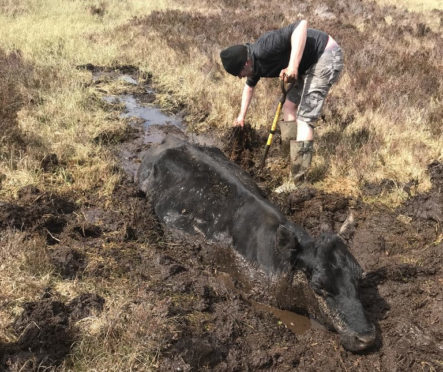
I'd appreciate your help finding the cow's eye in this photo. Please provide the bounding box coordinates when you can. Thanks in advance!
[311,278,329,297]
[302,267,312,280]
[357,272,369,288]
[314,286,329,297]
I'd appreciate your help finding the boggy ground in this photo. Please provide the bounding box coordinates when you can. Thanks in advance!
[1,74,441,371]
[222,125,442,370]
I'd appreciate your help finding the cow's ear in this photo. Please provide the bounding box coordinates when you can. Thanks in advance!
[276,225,293,250]
[276,225,299,264]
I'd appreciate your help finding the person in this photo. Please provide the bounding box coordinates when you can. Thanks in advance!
[220,20,343,184]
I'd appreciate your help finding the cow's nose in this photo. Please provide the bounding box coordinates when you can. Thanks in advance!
[356,332,376,348]
[340,330,376,352]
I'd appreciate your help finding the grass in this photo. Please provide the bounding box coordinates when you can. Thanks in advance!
[2,0,440,198]
[374,0,443,12]
[0,0,441,369]
[117,0,441,197]
[0,230,52,341]
[0,0,174,199]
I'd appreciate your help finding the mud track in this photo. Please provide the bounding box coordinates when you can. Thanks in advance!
[0,70,441,371]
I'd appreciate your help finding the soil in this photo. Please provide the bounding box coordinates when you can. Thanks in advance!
[0,72,440,371]
[0,292,104,370]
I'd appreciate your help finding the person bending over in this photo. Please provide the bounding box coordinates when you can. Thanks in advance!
[220,20,343,184]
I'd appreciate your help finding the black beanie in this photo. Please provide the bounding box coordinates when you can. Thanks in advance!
[220,45,248,76]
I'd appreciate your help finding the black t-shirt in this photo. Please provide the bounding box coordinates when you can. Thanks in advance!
[246,22,329,87]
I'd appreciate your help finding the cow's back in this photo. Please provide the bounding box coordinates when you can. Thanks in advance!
[137,136,287,267]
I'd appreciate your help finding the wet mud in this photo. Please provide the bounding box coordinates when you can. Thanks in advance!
[0,292,104,370]
[1,68,440,370]
[223,124,262,169]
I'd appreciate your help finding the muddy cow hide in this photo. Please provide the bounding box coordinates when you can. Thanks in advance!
[137,135,375,352]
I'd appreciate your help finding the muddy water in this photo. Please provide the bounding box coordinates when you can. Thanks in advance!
[105,84,221,179]
[104,95,181,128]
[216,271,323,336]
[104,91,219,147]
[252,302,326,335]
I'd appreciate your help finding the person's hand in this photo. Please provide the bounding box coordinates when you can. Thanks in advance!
[279,67,297,83]
[233,117,245,127]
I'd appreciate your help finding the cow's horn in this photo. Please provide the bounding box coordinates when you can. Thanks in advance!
[339,211,355,235]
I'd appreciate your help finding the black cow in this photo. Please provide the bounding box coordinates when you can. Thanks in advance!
[137,135,376,351]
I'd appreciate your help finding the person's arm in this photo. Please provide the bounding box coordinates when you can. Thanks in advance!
[279,20,307,82]
[234,83,255,126]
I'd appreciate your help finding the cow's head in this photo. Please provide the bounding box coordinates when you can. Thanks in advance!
[296,233,376,351]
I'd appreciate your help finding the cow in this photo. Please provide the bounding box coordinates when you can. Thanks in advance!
[137,135,376,352]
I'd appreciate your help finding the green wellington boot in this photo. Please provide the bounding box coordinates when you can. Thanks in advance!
[279,120,297,156]
[290,140,313,184]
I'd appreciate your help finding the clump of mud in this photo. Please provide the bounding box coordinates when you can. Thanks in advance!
[153,238,302,371]
[68,293,105,322]
[400,161,442,223]
[0,186,76,232]
[223,124,261,168]
[221,123,292,194]
[49,246,87,279]
[40,153,59,172]
[1,292,104,371]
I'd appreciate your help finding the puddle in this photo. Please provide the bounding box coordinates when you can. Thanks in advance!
[252,301,325,335]
[217,272,324,336]
[104,94,182,127]
[100,71,223,147]
[101,73,222,180]
[103,94,219,146]
[118,75,138,85]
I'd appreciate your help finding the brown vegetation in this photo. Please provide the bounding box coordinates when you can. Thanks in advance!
[126,0,441,194]
[0,49,33,153]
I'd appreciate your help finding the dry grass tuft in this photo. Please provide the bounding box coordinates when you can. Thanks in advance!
[89,1,107,17]
[0,230,52,340]
[0,49,34,154]
[67,296,173,370]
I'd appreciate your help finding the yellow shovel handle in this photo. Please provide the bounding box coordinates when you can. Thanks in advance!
[260,81,294,168]
[266,102,282,146]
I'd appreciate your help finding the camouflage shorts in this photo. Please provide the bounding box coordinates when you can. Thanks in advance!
[287,45,344,126]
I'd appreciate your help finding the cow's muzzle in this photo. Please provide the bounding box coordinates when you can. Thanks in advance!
[315,295,377,352]
[339,329,376,352]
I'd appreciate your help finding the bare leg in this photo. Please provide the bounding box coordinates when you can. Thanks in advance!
[283,100,314,140]
[296,120,314,141]
[283,100,297,121]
